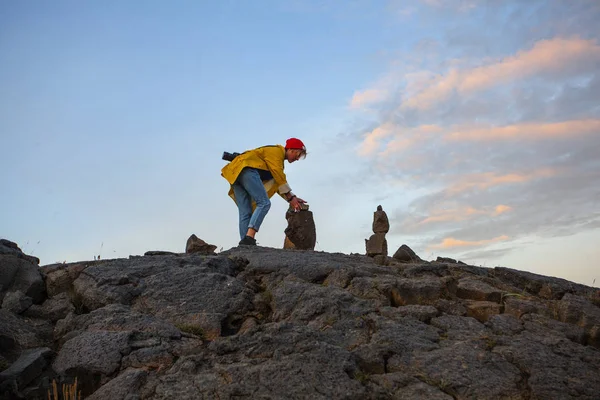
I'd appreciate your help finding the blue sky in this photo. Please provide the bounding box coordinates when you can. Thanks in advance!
[2,0,599,286]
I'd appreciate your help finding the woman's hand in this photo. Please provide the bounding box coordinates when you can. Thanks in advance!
[289,196,306,211]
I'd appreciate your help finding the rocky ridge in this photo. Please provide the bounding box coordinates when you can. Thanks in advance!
[1,238,600,399]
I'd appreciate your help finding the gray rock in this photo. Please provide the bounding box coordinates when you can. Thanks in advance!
[122,346,174,370]
[435,298,467,316]
[456,277,503,302]
[404,263,450,278]
[155,322,367,400]
[1,291,33,314]
[493,266,590,299]
[0,347,52,391]
[144,251,178,256]
[0,255,45,304]
[380,305,439,323]
[87,368,147,400]
[503,295,552,319]
[1,245,599,399]
[389,340,522,399]
[522,313,586,344]
[0,310,50,361]
[353,315,440,375]
[391,277,443,306]
[24,292,75,322]
[465,300,502,323]
[40,262,87,297]
[369,372,453,399]
[485,314,524,336]
[495,331,600,399]
[53,331,132,375]
[373,254,390,266]
[430,315,487,341]
[54,303,181,341]
[0,239,39,265]
[555,293,600,348]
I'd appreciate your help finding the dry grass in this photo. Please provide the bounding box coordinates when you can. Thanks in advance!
[47,378,80,400]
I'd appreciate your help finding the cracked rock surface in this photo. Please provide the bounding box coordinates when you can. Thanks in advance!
[1,245,600,399]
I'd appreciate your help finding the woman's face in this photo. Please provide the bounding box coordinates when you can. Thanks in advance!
[286,149,304,163]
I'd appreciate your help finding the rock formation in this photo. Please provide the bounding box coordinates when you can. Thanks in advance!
[185,234,217,255]
[1,239,600,399]
[283,205,316,250]
[365,205,389,259]
[392,244,424,263]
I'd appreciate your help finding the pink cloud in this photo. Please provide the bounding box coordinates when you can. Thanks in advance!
[445,119,600,141]
[350,88,389,108]
[401,37,600,111]
[419,204,512,224]
[429,234,509,249]
[446,169,557,194]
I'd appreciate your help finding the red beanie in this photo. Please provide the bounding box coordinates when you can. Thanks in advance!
[285,138,306,151]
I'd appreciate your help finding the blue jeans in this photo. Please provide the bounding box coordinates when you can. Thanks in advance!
[232,168,272,239]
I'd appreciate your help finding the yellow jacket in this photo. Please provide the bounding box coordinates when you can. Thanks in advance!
[221,145,292,203]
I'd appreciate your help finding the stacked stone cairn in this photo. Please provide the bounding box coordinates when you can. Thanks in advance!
[365,205,389,264]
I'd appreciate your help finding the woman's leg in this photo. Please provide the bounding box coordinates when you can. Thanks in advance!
[232,179,253,240]
[237,169,271,235]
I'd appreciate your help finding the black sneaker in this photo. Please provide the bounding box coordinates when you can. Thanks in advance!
[239,236,257,246]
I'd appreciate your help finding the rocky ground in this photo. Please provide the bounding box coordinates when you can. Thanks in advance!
[1,238,600,399]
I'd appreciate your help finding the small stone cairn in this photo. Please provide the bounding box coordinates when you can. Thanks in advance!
[283,204,316,250]
[365,205,389,262]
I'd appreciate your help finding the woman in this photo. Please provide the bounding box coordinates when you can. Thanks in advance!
[221,138,307,245]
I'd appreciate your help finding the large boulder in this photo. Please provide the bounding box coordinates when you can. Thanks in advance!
[0,347,53,396]
[0,239,39,265]
[0,253,45,305]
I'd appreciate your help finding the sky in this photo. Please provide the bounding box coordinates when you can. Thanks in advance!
[1,0,599,286]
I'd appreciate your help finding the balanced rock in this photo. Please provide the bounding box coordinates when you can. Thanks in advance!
[284,207,316,250]
[372,205,389,233]
[185,234,217,254]
[365,206,389,257]
[365,233,388,257]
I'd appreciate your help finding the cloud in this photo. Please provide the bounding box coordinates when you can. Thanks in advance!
[445,168,557,195]
[494,205,512,215]
[350,88,389,109]
[343,1,600,273]
[445,119,600,141]
[418,204,512,225]
[419,0,478,11]
[358,123,396,156]
[428,235,509,249]
[401,37,600,111]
